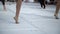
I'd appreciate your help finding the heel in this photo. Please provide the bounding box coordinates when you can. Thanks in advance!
[14,17,19,24]
[54,15,59,19]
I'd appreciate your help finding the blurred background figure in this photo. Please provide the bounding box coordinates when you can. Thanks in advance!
[0,0,6,11]
[49,0,54,4]
[25,0,28,2]
[54,0,60,19]
[38,0,46,9]
[24,0,34,2]
[34,0,38,3]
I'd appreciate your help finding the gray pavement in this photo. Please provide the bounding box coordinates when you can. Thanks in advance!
[0,2,60,34]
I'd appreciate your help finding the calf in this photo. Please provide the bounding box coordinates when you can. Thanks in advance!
[54,0,60,19]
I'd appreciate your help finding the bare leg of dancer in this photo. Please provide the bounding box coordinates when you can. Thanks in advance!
[14,0,22,24]
[54,3,60,19]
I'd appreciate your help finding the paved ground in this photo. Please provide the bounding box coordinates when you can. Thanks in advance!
[0,2,60,34]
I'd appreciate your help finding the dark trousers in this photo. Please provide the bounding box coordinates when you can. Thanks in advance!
[38,0,45,8]
[0,0,5,5]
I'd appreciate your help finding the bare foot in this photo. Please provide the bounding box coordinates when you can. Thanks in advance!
[54,15,59,19]
[14,17,19,24]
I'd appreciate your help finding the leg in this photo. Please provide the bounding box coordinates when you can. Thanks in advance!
[43,4,45,9]
[42,3,45,9]
[54,4,60,19]
[43,1,46,9]
[41,3,43,8]
[39,2,43,8]
[14,0,22,24]
[1,0,6,11]
[42,0,45,9]
[40,0,46,9]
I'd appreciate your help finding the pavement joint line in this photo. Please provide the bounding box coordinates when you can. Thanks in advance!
[21,15,48,34]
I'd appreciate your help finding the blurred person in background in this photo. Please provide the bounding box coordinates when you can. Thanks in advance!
[25,0,28,2]
[38,0,46,9]
[0,0,6,11]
